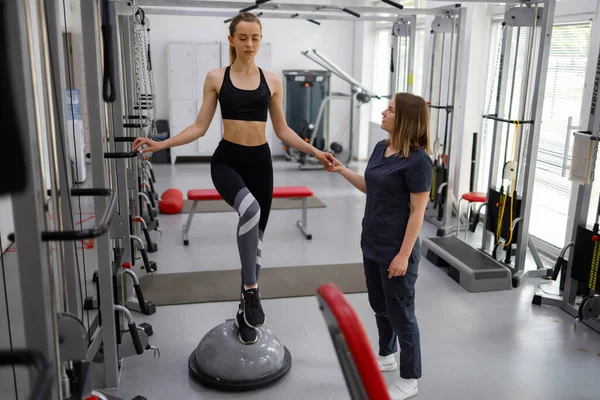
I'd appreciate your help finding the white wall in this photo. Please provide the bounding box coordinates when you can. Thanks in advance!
[355,21,378,161]
[149,14,357,156]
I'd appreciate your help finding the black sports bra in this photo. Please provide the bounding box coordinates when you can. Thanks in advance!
[218,66,271,122]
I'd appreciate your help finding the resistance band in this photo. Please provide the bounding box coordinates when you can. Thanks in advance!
[590,241,599,290]
[496,121,519,248]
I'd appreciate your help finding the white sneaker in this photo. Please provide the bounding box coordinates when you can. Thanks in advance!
[376,354,397,372]
[388,378,418,400]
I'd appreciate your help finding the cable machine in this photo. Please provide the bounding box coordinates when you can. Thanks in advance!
[390,16,417,96]
[1,0,159,398]
[422,9,462,235]
[283,48,383,169]
[423,0,557,292]
[532,37,600,335]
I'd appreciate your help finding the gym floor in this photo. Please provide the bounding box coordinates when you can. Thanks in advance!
[3,159,600,400]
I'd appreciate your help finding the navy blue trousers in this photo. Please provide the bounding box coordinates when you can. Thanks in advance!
[363,256,422,379]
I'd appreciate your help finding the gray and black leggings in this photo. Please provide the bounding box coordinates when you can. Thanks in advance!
[211,139,273,289]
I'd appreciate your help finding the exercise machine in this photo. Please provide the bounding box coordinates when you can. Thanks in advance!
[283,48,382,169]
[282,69,332,154]
[83,2,161,317]
[532,38,600,335]
[1,0,158,398]
[423,0,556,292]
[422,9,463,236]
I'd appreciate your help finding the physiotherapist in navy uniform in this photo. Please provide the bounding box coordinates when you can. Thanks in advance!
[328,92,433,400]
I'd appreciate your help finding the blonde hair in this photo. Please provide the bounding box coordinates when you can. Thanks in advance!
[228,12,262,65]
[386,92,431,157]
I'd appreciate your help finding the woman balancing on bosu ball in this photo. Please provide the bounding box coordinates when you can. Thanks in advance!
[327,92,433,400]
[133,12,335,345]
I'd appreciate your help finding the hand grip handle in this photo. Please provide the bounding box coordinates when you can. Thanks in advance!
[41,189,116,241]
[128,323,144,355]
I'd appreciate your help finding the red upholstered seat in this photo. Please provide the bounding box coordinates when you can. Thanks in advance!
[272,186,313,198]
[317,283,390,400]
[187,189,222,201]
[461,192,486,203]
[187,186,313,201]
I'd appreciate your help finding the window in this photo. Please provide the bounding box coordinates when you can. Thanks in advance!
[372,28,392,122]
[370,25,424,122]
[475,20,504,192]
[530,23,592,247]
[413,27,425,97]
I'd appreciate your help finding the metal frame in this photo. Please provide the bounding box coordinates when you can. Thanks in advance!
[422,8,464,235]
[134,1,448,17]
[422,0,557,291]
[5,1,61,397]
[297,48,388,168]
[390,15,417,96]
[2,1,159,398]
[183,193,312,245]
[532,25,600,335]
[80,0,121,388]
[510,0,556,285]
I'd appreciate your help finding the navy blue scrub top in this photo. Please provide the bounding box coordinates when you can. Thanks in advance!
[361,140,433,265]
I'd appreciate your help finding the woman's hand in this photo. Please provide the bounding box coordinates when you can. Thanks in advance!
[314,150,336,171]
[329,156,345,173]
[133,137,164,154]
[388,254,409,278]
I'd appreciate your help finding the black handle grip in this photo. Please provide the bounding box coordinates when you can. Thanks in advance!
[255,0,271,5]
[0,350,53,400]
[381,0,404,11]
[100,0,115,103]
[146,203,156,221]
[104,151,138,159]
[126,115,145,120]
[114,137,137,143]
[139,247,152,273]
[142,227,154,250]
[133,284,148,314]
[482,114,534,125]
[150,168,156,183]
[428,104,454,112]
[139,94,154,99]
[41,189,116,241]
[134,106,151,110]
[123,123,142,128]
[240,4,258,13]
[551,257,566,281]
[128,323,144,355]
[342,8,360,18]
[147,43,152,71]
[101,25,115,102]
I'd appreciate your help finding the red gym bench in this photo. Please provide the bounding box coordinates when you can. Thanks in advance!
[317,283,390,399]
[182,186,314,246]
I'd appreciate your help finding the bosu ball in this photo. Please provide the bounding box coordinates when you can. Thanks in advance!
[188,319,292,391]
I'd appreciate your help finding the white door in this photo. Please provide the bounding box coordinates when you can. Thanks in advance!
[169,100,196,163]
[168,43,194,100]
[195,43,222,156]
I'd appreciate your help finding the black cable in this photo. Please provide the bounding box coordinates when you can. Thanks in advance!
[1,234,18,400]
[101,0,116,102]
[54,0,90,338]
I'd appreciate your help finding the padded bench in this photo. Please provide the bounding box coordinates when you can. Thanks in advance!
[182,185,314,245]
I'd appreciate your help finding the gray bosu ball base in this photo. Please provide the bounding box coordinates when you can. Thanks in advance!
[189,319,292,391]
